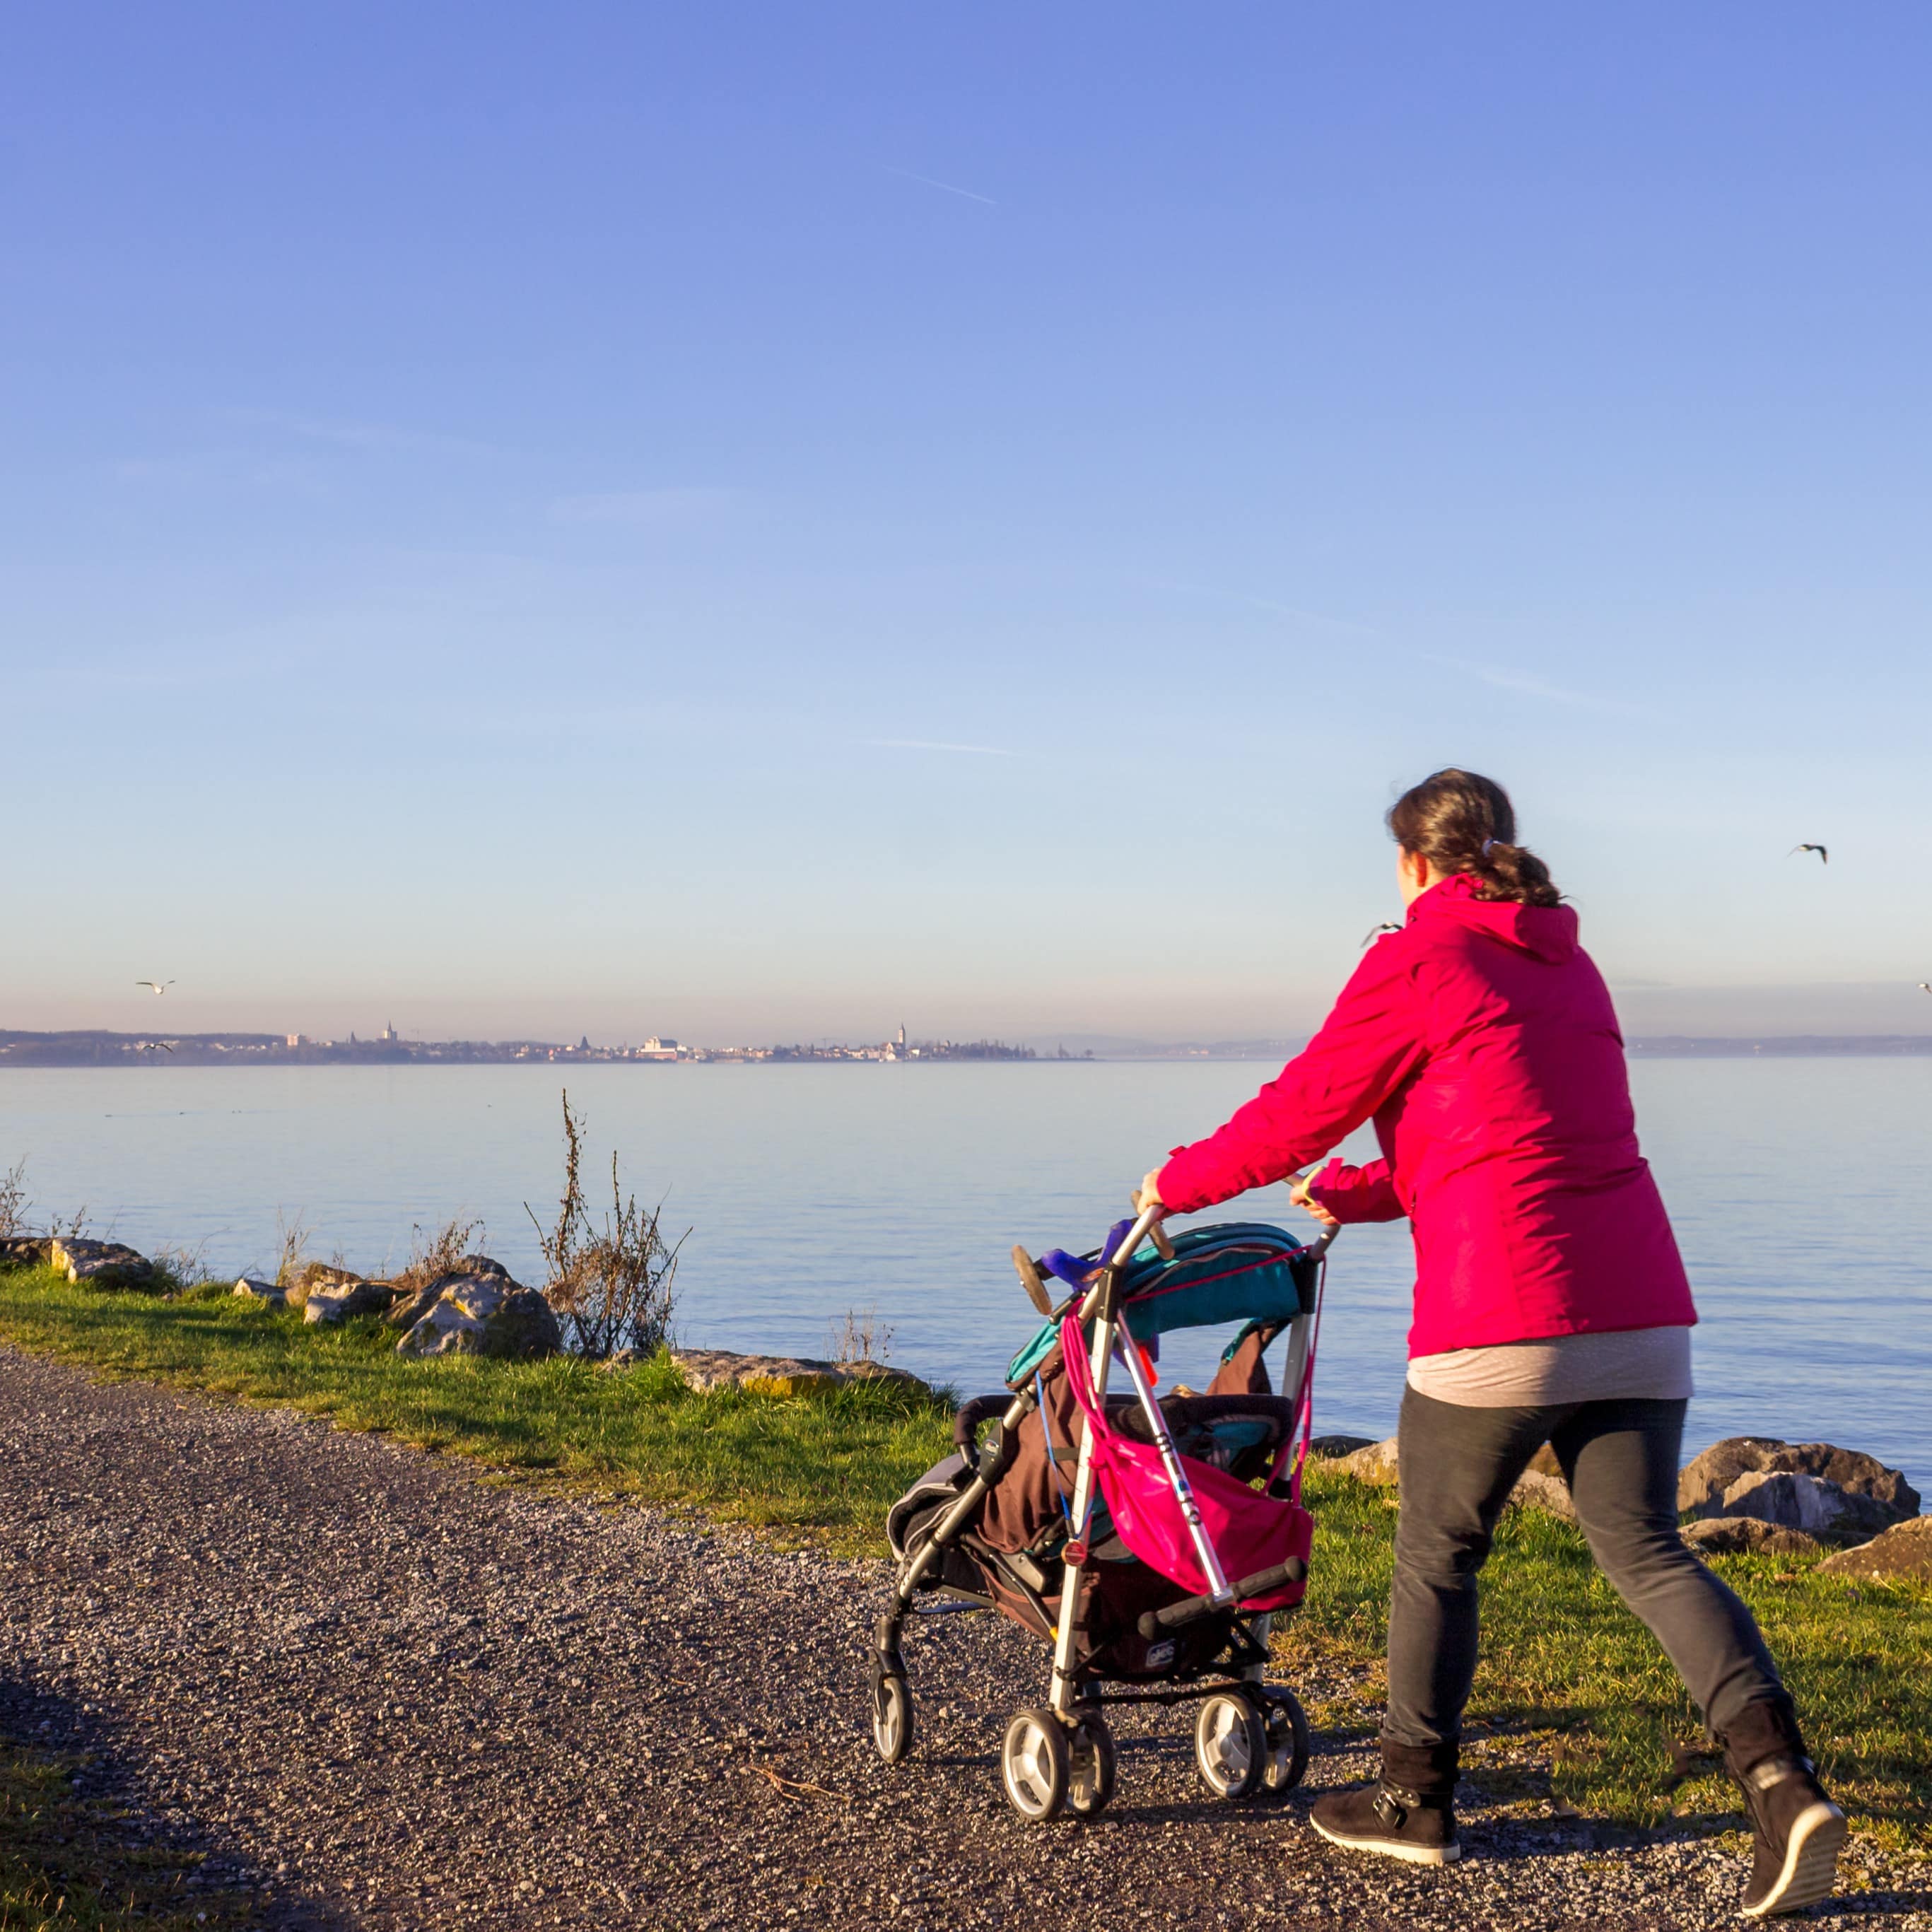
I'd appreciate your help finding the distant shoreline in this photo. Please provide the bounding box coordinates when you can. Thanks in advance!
[4,1029,1931,1067]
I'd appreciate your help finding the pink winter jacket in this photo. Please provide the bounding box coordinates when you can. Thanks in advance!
[1157,875,1696,1357]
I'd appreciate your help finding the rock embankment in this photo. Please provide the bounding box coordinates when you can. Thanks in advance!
[49,1237,156,1290]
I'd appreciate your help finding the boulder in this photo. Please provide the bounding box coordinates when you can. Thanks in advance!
[1309,1434,1378,1459]
[1682,1516,1822,1559]
[1712,1470,1899,1547]
[0,1235,51,1270]
[1508,1468,1579,1525]
[1679,1438,1919,1523]
[49,1239,156,1291]
[295,1261,365,1292]
[1819,1516,1932,1581]
[668,1347,931,1398]
[394,1273,561,1360]
[385,1255,511,1329]
[1335,1437,1400,1485]
[303,1278,395,1324]
[232,1276,288,1309]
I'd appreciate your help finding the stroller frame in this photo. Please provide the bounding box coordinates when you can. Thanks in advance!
[873,1204,1329,1817]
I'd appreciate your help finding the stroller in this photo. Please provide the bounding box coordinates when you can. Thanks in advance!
[872,1202,1330,1822]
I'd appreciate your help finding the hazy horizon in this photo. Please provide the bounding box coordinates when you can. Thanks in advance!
[6,6,1929,1041]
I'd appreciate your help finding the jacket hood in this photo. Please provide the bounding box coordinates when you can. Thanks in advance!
[1407,872,1579,964]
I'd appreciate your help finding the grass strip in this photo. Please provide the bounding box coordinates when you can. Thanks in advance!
[1,1264,1926,1854]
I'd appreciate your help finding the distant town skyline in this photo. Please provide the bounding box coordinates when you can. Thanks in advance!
[6,8,1928,1040]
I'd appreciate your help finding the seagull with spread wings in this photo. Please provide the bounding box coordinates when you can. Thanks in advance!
[136,979,175,995]
[1787,844,1827,865]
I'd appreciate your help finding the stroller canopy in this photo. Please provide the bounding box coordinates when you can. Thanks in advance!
[1007,1222,1316,1384]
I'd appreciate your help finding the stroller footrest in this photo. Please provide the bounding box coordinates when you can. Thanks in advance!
[1135,1559,1307,1640]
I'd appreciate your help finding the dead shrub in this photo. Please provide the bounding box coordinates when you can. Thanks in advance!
[394,1217,486,1294]
[271,1209,311,1289]
[829,1308,894,1368]
[0,1159,27,1239]
[527,1090,686,1360]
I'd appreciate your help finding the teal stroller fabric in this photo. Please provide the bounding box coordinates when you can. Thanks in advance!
[1005,1222,1316,1384]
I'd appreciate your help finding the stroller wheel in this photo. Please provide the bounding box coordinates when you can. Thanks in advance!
[872,1672,913,1764]
[1066,1710,1117,1819]
[1253,1685,1311,1796]
[1194,1690,1265,1801]
[1000,1707,1071,1822]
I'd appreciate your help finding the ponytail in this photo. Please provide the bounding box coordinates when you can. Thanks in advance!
[1388,769,1563,908]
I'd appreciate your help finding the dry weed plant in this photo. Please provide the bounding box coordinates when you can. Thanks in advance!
[151,1239,214,1294]
[527,1090,686,1360]
[0,1159,27,1239]
[394,1216,486,1293]
[829,1308,895,1368]
[272,1209,311,1289]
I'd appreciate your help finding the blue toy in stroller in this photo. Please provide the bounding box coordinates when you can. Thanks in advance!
[872,1202,1332,1821]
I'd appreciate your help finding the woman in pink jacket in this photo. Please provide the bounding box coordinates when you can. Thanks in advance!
[1143,770,1842,1919]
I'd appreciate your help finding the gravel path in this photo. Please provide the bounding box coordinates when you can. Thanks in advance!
[1,1347,1926,1931]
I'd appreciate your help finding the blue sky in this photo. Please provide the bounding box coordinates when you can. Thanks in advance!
[4,4,1929,1043]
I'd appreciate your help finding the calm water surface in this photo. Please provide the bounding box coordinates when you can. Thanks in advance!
[3,1060,1928,1477]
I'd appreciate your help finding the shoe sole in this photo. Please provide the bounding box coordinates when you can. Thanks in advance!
[1309,1813,1460,1866]
[1743,1801,1847,1919]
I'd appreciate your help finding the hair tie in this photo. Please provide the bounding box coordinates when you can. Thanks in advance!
[1481,837,1497,857]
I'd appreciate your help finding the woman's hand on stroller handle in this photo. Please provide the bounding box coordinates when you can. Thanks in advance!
[1132,1175,1177,1260]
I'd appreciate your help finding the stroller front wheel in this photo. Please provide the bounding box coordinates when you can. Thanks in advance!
[1254,1685,1311,1796]
[872,1672,913,1764]
[1194,1690,1265,1801]
[1066,1710,1117,1819]
[1000,1708,1071,1822]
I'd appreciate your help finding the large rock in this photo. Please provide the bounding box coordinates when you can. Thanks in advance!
[394,1273,561,1360]
[1335,1436,1401,1485]
[1683,1516,1822,1558]
[385,1254,511,1329]
[232,1275,288,1309]
[304,1278,395,1324]
[669,1347,930,1398]
[1819,1516,1932,1581]
[1680,1438,1919,1523]
[1712,1470,1899,1547]
[1309,1434,1378,1459]
[0,1235,51,1270]
[1509,1468,1579,1524]
[49,1238,156,1291]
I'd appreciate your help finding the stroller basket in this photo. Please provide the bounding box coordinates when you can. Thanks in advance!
[868,1207,1332,1823]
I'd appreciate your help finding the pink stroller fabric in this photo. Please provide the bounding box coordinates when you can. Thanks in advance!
[1059,1317,1312,1612]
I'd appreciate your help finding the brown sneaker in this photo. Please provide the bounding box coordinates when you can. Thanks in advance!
[1723,1699,1847,1919]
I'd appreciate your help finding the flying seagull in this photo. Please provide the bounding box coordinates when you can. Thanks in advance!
[136,979,175,995]
[1360,923,1402,947]
[1919,983,1931,995]
[1787,845,1828,865]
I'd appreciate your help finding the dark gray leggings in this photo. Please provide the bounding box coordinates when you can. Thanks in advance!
[1385,1386,1784,1752]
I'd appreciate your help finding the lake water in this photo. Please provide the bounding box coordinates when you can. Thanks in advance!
[3,1059,1928,1480]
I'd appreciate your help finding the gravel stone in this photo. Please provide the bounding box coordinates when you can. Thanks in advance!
[1,1346,1926,1931]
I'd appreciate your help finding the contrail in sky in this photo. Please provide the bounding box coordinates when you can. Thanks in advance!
[884,165,997,206]
[865,738,1015,757]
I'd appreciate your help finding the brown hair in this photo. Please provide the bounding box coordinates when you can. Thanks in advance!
[1387,768,1563,908]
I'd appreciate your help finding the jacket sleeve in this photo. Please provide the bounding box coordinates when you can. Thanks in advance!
[1157,940,1427,1214]
[1305,1156,1405,1224]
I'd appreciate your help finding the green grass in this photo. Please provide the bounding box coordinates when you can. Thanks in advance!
[0,1264,955,1549]
[1,1261,1926,1856]
[0,1738,252,1931]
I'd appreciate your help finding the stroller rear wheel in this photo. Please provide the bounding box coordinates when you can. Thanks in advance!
[1253,1685,1311,1796]
[871,1671,913,1765]
[1066,1710,1117,1819]
[1000,1708,1071,1822]
[1194,1690,1265,1801]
